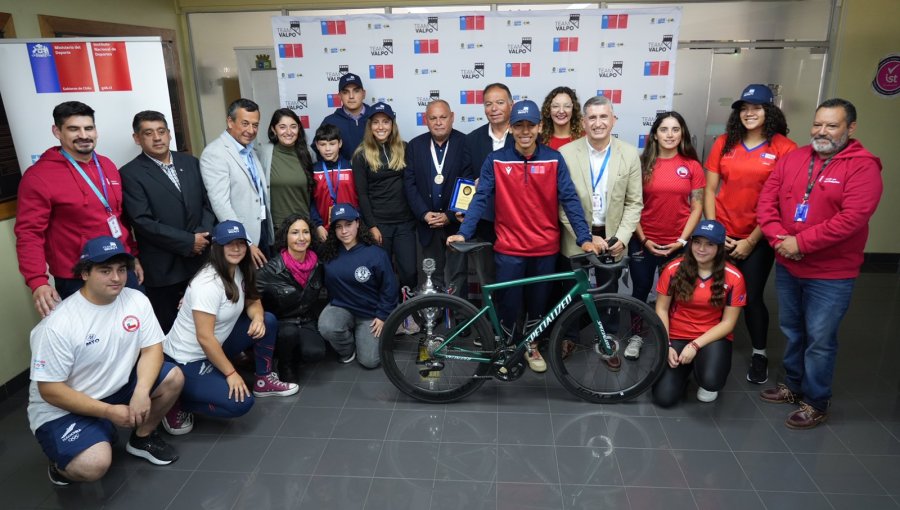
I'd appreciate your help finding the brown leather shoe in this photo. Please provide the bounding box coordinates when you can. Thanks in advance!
[759,383,801,404]
[785,402,828,430]
[604,356,622,372]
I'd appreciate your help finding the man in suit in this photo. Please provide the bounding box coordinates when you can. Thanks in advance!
[404,99,474,295]
[463,83,515,286]
[560,95,643,370]
[120,111,216,333]
[199,98,272,268]
[560,94,643,263]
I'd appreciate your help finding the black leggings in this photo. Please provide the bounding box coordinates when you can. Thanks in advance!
[730,240,775,350]
[276,320,328,364]
[652,339,732,408]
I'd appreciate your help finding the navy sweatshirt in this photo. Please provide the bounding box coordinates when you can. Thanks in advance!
[316,105,370,161]
[323,242,398,320]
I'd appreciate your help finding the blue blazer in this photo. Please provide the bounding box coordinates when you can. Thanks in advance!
[403,129,474,246]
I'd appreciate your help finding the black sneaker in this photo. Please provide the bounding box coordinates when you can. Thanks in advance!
[126,430,178,466]
[747,354,768,384]
[48,461,71,486]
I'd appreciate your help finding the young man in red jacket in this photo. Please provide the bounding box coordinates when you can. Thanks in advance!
[16,101,143,317]
[757,98,883,429]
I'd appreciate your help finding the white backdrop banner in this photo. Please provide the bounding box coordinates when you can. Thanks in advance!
[272,8,680,151]
[0,37,174,172]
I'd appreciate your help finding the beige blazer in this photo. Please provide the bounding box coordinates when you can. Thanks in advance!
[559,137,643,257]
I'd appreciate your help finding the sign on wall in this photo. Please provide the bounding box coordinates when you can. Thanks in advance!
[0,37,175,173]
[272,8,681,151]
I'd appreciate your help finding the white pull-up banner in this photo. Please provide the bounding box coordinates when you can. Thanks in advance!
[0,37,174,173]
[271,8,681,150]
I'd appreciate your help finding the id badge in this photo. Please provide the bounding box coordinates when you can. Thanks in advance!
[793,202,809,223]
[591,193,603,211]
[260,204,267,220]
[107,215,123,237]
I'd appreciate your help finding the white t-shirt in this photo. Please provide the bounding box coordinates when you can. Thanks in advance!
[27,288,163,432]
[587,139,612,226]
[164,265,245,364]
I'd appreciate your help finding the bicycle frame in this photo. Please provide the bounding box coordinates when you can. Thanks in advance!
[430,267,614,363]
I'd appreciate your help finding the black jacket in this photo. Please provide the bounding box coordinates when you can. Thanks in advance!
[256,254,325,324]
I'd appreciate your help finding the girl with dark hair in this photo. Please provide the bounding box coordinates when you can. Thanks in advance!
[624,112,705,360]
[162,221,297,435]
[256,214,327,383]
[652,220,746,407]
[351,102,417,293]
[704,84,797,385]
[539,86,584,150]
[318,204,398,368]
[258,108,321,229]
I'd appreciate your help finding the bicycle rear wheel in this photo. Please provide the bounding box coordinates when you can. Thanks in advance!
[548,294,667,403]
[380,294,496,404]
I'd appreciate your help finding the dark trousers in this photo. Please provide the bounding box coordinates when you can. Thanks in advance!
[276,320,327,364]
[422,228,468,297]
[729,240,775,350]
[54,270,143,300]
[146,280,190,334]
[494,253,556,329]
[379,220,418,291]
[628,237,681,303]
[652,339,732,408]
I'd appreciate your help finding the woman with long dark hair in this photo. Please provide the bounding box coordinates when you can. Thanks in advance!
[162,221,298,435]
[624,112,705,360]
[704,84,797,385]
[256,214,327,383]
[351,102,417,293]
[652,220,746,407]
[539,86,584,150]
[258,108,320,228]
[318,204,398,368]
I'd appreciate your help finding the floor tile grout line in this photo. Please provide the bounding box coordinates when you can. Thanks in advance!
[715,407,771,510]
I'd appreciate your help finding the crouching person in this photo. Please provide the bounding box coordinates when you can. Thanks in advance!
[29,236,183,485]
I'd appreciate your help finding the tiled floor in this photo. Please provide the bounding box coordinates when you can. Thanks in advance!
[1,271,898,509]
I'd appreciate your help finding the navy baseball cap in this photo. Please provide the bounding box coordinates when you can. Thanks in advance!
[731,84,774,109]
[691,220,727,245]
[509,100,541,125]
[338,73,363,92]
[212,220,249,245]
[369,101,395,120]
[80,236,133,263]
[330,203,360,224]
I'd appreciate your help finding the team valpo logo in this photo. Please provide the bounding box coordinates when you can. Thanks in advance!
[277,21,301,38]
[370,39,394,56]
[415,16,439,33]
[598,61,624,78]
[556,14,580,31]
[508,37,532,54]
[642,110,668,126]
[460,62,486,79]
[648,35,674,52]
[417,90,441,107]
[286,94,308,110]
[326,65,350,82]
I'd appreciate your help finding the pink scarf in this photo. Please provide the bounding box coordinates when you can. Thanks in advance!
[281,248,317,287]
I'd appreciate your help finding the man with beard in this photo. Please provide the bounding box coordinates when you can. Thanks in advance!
[16,101,143,317]
[757,98,883,429]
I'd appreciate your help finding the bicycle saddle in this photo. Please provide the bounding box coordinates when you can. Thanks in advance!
[449,241,492,254]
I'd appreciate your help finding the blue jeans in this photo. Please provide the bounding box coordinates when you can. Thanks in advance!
[775,264,855,411]
[494,253,556,330]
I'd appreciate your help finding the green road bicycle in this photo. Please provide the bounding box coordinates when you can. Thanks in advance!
[379,242,669,404]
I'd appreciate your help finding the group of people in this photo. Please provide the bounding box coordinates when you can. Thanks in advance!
[16,73,882,486]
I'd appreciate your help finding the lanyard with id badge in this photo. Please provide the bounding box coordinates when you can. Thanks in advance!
[61,150,122,238]
[795,156,832,222]
[591,147,612,213]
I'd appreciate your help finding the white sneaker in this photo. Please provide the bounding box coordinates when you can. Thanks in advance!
[697,387,718,403]
[623,335,643,360]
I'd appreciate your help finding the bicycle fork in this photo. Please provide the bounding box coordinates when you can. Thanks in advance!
[581,293,616,357]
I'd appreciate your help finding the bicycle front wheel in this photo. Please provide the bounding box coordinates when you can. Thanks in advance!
[380,294,496,404]
[548,294,668,403]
